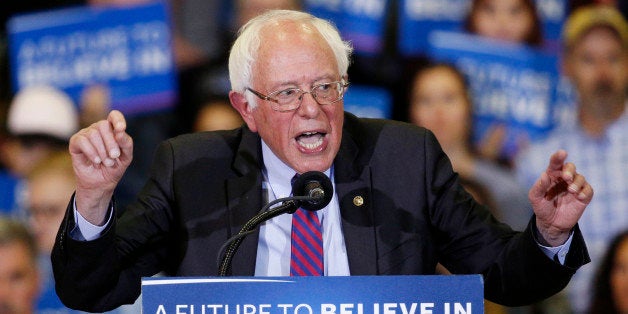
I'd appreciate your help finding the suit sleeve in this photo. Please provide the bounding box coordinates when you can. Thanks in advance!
[421,131,590,306]
[51,141,177,312]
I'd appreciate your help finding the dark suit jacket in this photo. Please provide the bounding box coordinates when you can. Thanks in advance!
[52,113,589,312]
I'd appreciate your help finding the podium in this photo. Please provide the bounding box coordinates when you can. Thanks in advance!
[142,275,484,314]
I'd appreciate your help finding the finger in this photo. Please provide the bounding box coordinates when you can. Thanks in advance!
[88,124,112,165]
[106,110,127,158]
[546,149,568,172]
[478,124,506,160]
[578,182,594,202]
[69,130,106,166]
[94,121,122,167]
[567,173,586,194]
[114,130,133,164]
[561,162,576,183]
[108,110,127,134]
[530,171,552,200]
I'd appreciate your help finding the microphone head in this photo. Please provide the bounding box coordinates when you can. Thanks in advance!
[291,171,333,211]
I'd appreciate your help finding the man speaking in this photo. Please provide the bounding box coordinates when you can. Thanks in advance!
[53,9,593,313]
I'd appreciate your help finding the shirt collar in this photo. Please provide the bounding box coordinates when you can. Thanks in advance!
[261,140,331,199]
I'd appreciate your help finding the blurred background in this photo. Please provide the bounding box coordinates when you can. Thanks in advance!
[0,0,626,313]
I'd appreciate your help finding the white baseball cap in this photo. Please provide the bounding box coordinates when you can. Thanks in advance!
[7,86,79,141]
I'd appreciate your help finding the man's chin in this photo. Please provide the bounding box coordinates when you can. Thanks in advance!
[291,158,333,174]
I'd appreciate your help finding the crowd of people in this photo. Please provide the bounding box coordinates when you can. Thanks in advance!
[0,0,626,313]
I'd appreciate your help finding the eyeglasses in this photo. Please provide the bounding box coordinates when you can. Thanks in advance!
[246,80,349,112]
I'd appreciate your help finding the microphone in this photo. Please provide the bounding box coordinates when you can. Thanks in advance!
[289,171,334,212]
[217,171,333,276]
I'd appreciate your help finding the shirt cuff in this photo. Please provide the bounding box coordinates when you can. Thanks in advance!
[537,231,574,265]
[70,197,113,241]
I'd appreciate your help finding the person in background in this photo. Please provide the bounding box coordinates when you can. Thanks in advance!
[588,230,628,314]
[569,0,628,20]
[408,62,531,231]
[25,151,140,313]
[0,134,20,216]
[193,96,243,132]
[177,0,304,134]
[25,152,78,312]
[0,216,40,314]
[0,85,79,219]
[514,5,628,312]
[3,86,78,179]
[464,0,543,47]
[462,0,544,166]
[234,0,302,29]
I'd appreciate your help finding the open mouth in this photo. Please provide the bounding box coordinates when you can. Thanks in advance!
[296,131,326,150]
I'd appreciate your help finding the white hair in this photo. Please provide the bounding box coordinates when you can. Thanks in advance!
[228,10,353,107]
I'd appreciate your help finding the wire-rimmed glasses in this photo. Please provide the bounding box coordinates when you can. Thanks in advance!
[246,80,349,112]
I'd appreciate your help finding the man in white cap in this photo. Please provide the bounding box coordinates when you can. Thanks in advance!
[3,85,78,177]
[0,85,78,216]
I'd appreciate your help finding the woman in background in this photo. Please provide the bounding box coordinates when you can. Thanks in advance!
[408,62,531,231]
[589,230,628,314]
[464,0,543,46]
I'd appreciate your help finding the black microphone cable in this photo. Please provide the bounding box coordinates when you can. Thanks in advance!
[216,195,313,276]
[217,171,333,276]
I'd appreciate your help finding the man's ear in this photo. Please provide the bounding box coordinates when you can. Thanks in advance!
[229,91,257,132]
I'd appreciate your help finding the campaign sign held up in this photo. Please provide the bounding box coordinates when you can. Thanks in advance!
[535,0,568,52]
[398,0,469,56]
[398,0,568,56]
[142,275,483,314]
[344,84,392,119]
[7,1,177,115]
[427,31,560,159]
[304,0,389,54]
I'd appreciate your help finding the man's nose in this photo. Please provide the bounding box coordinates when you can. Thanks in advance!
[296,91,321,117]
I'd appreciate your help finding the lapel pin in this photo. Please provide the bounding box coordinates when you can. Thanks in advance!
[353,195,364,207]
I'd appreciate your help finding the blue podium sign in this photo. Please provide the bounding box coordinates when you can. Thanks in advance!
[7,1,177,116]
[142,275,484,314]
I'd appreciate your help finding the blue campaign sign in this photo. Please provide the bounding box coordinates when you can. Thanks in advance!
[427,31,560,159]
[399,0,567,56]
[535,0,568,52]
[344,84,392,119]
[7,1,177,115]
[304,0,389,54]
[142,275,484,314]
[398,0,470,56]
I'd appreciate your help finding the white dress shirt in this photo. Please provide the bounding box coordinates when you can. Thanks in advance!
[254,140,350,276]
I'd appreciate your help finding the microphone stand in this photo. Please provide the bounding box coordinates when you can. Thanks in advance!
[217,196,312,276]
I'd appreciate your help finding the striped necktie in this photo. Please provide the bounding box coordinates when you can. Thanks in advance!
[290,175,324,276]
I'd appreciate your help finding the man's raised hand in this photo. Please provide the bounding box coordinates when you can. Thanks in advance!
[68,110,133,225]
[529,150,593,247]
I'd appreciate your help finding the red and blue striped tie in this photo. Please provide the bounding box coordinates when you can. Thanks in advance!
[290,206,323,276]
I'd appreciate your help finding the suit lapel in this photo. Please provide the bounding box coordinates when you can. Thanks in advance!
[334,125,378,275]
[225,128,264,276]
[222,117,379,275]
